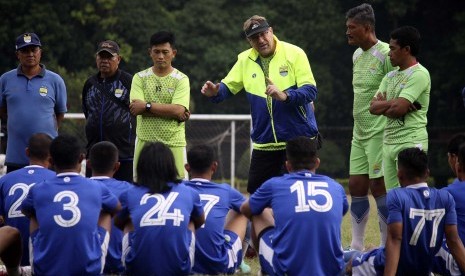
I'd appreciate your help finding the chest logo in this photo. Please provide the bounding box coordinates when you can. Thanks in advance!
[39,86,48,97]
[114,89,123,98]
[279,65,288,77]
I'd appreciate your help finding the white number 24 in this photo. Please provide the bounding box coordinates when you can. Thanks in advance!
[140,192,185,227]
[290,181,333,213]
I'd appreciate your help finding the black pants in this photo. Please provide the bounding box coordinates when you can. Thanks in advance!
[86,159,133,183]
[247,149,287,194]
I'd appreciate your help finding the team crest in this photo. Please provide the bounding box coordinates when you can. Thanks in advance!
[279,65,289,77]
[114,89,123,98]
[423,189,430,198]
[252,73,256,78]
[23,34,32,43]
[167,87,175,95]
[372,164,381,175]
[39,86,48,97]
[369,63,377,74]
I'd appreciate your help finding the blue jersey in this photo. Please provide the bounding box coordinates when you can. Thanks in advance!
[0,65,67,165]
[21,173,119,276]
[118,183,204,275]
[249,170,348,276]
[0,165,55,265]
[387,183,457,275]
[443,179,465,242]
[184,178,245,274]
[91,176,132,273]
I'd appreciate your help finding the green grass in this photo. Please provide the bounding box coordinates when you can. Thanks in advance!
[242,195,380,274]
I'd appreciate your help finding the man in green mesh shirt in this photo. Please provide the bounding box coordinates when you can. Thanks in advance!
[129,31,190,180]
[370,26,430,190]
[346,3,395,251]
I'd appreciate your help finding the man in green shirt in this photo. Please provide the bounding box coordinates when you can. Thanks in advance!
[129,31,190,180]
[370,26,430,190]
[345,3,395,251]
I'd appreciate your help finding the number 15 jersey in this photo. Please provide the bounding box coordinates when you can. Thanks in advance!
[249,170,349,276]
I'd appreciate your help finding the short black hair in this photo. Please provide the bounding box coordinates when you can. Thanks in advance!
[286,136,318,171]
[50,135,82,170]
[28,133,52,160]
[150,31,176,49]
[136,142,180,193]
[89,141,119,174]
[187,145,216,173]
[390,26,421,57]
[397,147,428,179]
[447,133,465,155]
[346,3,376,27]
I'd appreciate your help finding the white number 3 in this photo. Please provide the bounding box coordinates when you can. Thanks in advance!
[53,191,81,227]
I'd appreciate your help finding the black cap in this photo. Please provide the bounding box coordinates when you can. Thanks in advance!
[96,40,120,56]
[16,33,42,50]
[244,21,270,38]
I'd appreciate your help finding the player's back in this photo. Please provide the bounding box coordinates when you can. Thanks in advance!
[121,183,203,275]
[255,171,348,275]
[184,179,245,273]
[0,165,55,265]
[93,177,132,273]
[387,184,456,275]
[443,180,465,242]
[22,173,118,275]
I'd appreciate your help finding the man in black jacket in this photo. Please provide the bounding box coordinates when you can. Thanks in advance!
[82,40,135,182]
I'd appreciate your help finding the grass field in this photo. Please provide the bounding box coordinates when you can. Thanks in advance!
[243,196,380,274]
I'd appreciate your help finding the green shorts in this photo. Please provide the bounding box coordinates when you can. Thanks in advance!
[383,140,428,190]
[349,134,383,179]
[133,137,187,182]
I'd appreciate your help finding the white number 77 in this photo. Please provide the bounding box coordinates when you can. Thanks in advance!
[409,208,445,247]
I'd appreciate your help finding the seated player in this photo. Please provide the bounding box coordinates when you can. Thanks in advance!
[433,134,465,275]
[240,136,349,276]
[114,142,205,275]
[183,145,248,274]
[87,141,133,274]
[21,134,121,275]
[347,148,465,276]
[0,133,55,266]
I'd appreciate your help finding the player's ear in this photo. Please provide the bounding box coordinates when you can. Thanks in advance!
[285,160,292,172]
[211,161,218,174]
[314,158,320,171]
[25,147,30,158]
[184,163,191,173]
[114,161,121,173]
[86,159,92,170]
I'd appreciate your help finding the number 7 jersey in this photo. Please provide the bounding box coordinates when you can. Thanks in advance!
[387,183,457,275]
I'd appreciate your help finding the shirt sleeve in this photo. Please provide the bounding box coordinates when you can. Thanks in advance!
[54,75,68,114]
[100,183,119,213]
[115,190,130,222]
[249,180,273,215]
[221,57,245,95]
[229,187,246,213]
[130,73,145,101]
[171,75,190,109]
[444,191,457,226]
[398,70,430,103]
[387,189,403,224]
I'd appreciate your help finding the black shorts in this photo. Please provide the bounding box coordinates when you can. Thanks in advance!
[247,149,287,194]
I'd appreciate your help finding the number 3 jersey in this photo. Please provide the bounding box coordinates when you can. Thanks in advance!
[0,165,56,266]
[249,170,349,276]
[118,183,204,275]
[387,183,456,275]
[21,173,119,275]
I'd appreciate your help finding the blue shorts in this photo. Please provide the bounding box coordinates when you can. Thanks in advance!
[432,239,462,276]
[351,247,385,276]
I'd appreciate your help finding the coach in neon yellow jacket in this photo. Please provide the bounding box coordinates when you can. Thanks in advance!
[201,15,319,194]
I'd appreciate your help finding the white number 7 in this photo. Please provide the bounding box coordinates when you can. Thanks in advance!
[199,194,220,228]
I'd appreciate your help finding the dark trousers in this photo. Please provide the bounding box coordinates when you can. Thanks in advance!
[247,149,287,194]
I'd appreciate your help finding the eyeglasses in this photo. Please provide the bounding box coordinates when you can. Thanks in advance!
[248,30,270,42]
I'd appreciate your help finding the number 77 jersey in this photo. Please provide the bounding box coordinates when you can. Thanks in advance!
[386,183,457,275]
[249,170,349,276]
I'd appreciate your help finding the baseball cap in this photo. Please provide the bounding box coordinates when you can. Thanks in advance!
[15,33,42,50]
[244,20,270,38]
[96,40,120,56]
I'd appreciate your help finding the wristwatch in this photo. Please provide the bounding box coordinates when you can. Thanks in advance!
[145,102,152,111]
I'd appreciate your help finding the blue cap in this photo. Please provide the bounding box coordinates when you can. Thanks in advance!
[15,33,42,50]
